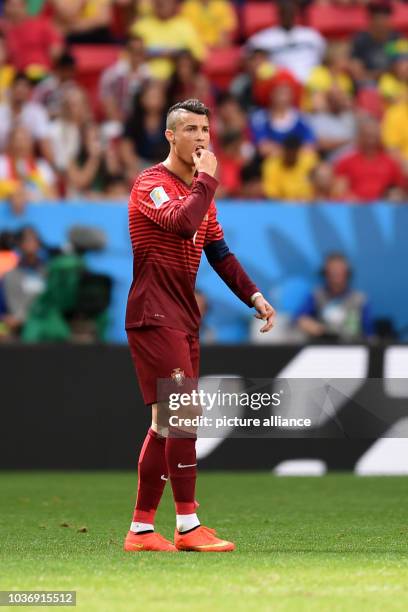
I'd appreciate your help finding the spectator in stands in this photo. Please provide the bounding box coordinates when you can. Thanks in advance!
[110,0,138,41]
[382,95,408,170]
[378,39,408,105]
[351,1,398,83]
[261,134,318,200]
[32,51,78,119]
[250,72,316,158]
[306,41,354,112]
[310,161,348,201]
[230,48,269,111]
[0,72,52,161]
[20,225,111,343]
[0,31,14,103]
[2,0,63,76]
[0,126,57,209]
[247,0,326,83]
[167,50,213,108]
[130,0,206,79]
[49,86,92,177]
[308,84,356,160]
[214,94,255,195]
[1,226,46,338]
[239,157,264,199]
[216,131,247,198]
[66,122,127,198]
[215,92,251,143]
[120,79,168,179]
[49,0,112,45]
[296,252,374,341]
[99,35,151,124]
[0,231,13,338]
[26,0,47,15]
[0,230,18,278]
[335,116,405,202]
[181,0,237,48]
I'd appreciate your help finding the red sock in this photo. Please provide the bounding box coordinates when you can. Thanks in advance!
[132,428,168,525]
[165,432,197,515]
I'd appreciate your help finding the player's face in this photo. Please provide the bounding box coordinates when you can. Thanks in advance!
[168,113,210,166]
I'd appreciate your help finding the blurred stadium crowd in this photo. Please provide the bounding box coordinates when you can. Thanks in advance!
[0,0,407,208]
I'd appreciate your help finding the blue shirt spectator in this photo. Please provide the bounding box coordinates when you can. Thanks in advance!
[295,253,374,341]
[250,107,316,147]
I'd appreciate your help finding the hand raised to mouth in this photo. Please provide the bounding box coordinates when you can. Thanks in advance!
[192,149,217,177]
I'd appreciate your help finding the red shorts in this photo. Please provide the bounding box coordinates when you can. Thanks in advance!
[127,325,200,405]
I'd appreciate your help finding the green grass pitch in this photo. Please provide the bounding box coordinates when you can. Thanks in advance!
[1,472,408,611]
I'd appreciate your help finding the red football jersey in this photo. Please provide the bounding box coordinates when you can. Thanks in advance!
[126,163,222,335]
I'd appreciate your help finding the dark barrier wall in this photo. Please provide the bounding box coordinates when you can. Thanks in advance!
[2,343,404,471]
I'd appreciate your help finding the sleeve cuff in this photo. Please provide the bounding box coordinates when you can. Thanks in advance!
[197,172,219,191]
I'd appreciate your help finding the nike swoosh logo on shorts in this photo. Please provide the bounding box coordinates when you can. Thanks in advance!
[177,463,197,469]
[161,475,168,481]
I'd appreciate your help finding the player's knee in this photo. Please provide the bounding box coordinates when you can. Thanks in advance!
[167,399,202,434]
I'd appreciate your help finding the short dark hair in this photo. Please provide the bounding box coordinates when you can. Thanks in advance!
[283,134,302,150]
[13,71,32,86]
[324,252,349,270]
[166,99,210,130]
[56,51,76,69]
[368,1,392,15]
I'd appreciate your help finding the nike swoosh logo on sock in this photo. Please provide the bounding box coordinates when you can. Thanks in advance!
[177,463,197,469]
[161,475,168,481]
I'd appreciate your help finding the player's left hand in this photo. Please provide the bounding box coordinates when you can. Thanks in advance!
[253,295,276,333]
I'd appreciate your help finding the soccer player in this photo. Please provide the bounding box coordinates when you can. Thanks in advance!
[124,99,275,552]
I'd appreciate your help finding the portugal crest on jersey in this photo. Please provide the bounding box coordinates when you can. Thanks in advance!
[171,368,186,387]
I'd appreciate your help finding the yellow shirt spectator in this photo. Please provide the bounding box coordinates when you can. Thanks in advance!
[307,65,353,96]
[80,0,110,19]
[262,149,318,201]
[382,101,408,160]
[304,65,353,111]
[379,73,408,104]
[131,14,206,79]
[181,0,237,47]
[0,66,14,104]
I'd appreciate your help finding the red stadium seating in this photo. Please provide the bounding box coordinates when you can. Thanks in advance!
[307,5,368,38]
[71,45,121,115]
[391,1,408,35]
[242,2,278,38]
[203,46,242,89]
[71,45,121,74]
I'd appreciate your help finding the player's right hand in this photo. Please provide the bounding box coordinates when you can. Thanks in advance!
[253,295,276,333]
[192,149,217,177]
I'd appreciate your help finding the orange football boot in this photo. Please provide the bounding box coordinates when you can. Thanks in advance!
[174,526,235,552]
[124,531,177,552]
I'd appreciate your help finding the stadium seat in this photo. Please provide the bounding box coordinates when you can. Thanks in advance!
[70,45,121,74]
[203,46,242,90]
[70,45,121,116]
[307,5,368,38]
[392,1,408,35]
[242,2,278,38]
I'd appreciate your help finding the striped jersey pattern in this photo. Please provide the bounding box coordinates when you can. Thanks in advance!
[126,163,223,335]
